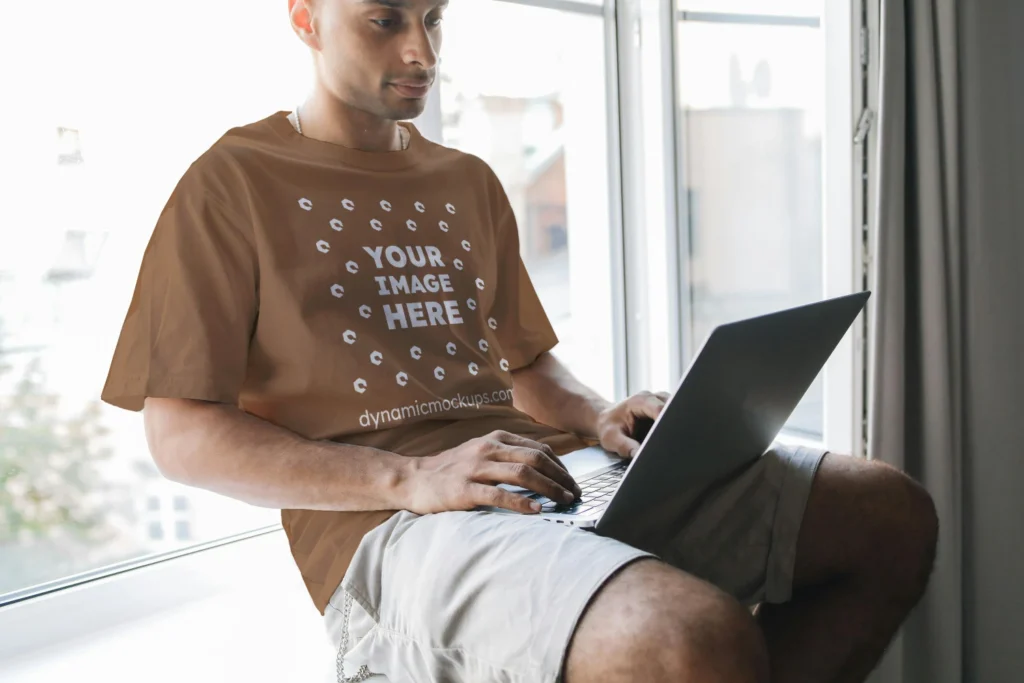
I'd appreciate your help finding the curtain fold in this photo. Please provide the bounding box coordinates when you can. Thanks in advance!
[870,1,964,682]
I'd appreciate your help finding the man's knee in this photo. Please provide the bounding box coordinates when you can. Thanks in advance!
[803,455,939,598]
[564,559,768,683]
[884,467,939,598]
[847,459,939,599]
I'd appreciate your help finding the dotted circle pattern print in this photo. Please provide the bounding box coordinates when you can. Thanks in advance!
[299,194,512,401]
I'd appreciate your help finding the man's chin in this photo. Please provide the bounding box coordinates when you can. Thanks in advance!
[385,102,427,122]
[379,92,428,120]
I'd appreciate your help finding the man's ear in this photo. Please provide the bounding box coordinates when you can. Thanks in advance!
[288,0,320,50]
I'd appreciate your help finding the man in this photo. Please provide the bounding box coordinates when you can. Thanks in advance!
[101,1,938,681]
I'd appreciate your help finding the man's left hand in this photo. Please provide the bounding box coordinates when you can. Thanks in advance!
[594,390,671,459]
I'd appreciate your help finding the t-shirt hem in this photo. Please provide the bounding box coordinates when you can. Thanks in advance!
[505,333,560,372]
[100,374,240,412]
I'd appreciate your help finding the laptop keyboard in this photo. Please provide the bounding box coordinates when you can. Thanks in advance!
[527,461,628,515]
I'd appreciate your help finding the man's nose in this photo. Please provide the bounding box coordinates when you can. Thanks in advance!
[401,25,439,71]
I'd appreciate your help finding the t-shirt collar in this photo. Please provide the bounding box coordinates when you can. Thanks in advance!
[267,110,426,171]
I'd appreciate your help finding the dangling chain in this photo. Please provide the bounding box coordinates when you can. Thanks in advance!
[336,590,376,683]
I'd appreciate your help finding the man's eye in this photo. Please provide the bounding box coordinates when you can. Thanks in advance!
[371,18,397,28]
[427,15,444,28]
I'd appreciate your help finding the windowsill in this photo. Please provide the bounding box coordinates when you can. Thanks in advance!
[0,529,334,683]
[775,430,829,451]
[0,524,282,611]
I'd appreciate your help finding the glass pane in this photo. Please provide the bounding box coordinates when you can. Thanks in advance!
[0,0,306,599]
[676,12,826,438]
[440,1,616,400]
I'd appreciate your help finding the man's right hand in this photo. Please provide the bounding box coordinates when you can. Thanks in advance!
[401,430,583,515]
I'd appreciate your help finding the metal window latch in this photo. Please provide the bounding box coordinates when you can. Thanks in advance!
[854,109,875,145]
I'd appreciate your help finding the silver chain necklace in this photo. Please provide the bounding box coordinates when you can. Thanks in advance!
[293,105,409,150]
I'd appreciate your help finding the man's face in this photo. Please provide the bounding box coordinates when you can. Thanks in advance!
[294,0,446,121]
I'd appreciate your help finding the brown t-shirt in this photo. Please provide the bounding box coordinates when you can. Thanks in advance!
[101,111,595,614]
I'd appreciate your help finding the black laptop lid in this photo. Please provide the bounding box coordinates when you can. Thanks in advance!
[601,291,871,524]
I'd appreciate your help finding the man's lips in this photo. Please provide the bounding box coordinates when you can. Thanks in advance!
[390,81,433,98]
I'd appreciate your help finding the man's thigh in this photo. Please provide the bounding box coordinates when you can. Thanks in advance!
[326,508,655,683]
[614,443,828,606]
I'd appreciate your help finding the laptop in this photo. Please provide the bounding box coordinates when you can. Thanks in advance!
[477,291,871,534]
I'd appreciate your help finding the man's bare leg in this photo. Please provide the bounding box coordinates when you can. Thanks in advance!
[757,454,939,683]
[563,558,769,683]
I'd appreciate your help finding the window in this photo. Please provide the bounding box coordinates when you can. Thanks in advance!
[674,0,842,440]
[438,0,617,401]
[0,0,307,601]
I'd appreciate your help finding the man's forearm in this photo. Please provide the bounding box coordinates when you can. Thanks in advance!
[510,352,613,439]
[144,398,413,512]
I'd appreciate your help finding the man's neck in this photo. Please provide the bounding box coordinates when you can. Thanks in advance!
[298,91,404,153]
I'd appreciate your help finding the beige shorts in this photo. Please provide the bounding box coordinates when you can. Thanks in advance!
[324,444,826,683]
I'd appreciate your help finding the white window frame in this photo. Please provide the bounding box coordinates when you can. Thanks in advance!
[821,0,861,457]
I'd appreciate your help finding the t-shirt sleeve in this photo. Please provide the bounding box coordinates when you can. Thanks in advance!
[101,161,259,412]
[486,173,560,372]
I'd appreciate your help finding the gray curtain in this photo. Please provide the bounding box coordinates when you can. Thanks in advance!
[870,1,1024,682]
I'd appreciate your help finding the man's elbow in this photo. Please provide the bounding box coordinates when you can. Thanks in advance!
[142,397,210,485]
